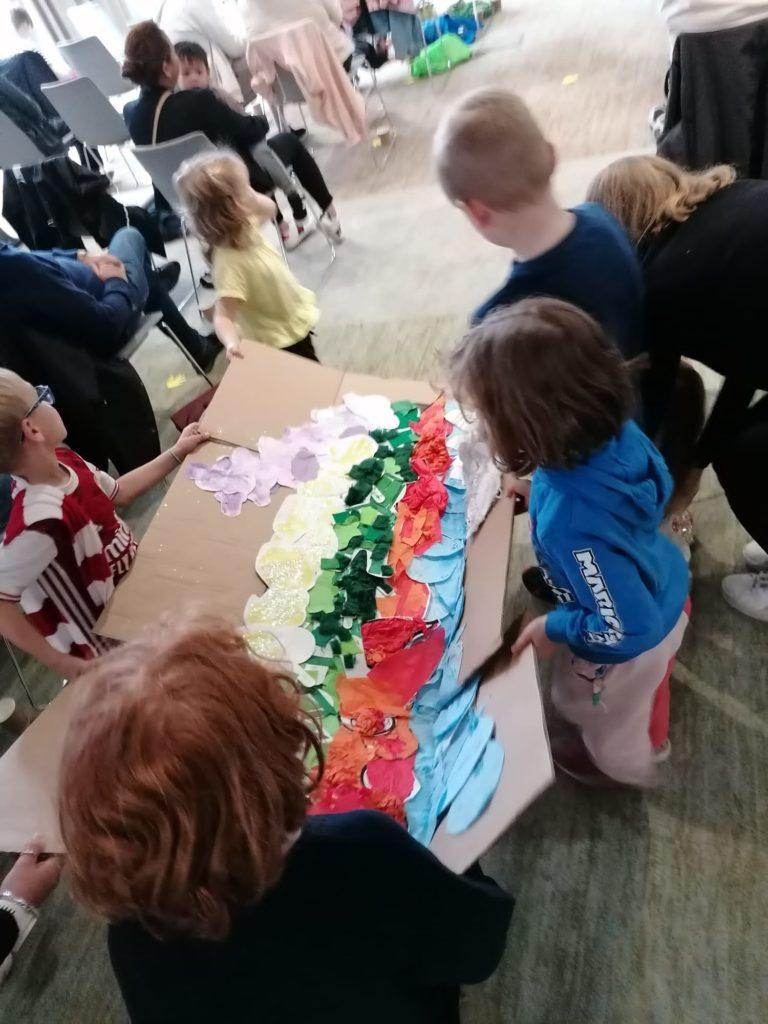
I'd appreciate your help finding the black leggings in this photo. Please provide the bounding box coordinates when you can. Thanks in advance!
[712,394,768,550]
[266,133,333,221]
[284,333,318,362]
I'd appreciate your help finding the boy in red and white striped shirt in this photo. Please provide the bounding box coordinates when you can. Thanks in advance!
[0,370,208,678]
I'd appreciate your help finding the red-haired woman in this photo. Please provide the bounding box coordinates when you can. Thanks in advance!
[59,615,513,1024]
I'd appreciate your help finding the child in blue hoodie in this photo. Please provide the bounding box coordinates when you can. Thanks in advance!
[450,298,690,786]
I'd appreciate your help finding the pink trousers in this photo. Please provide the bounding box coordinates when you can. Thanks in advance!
[551,609,689,786]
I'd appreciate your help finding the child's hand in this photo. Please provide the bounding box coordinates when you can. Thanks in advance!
[511,615,558,660]
[506,476,531,502]
[172,423,211,458]
[2,836,62,908]
[226,343,244,361]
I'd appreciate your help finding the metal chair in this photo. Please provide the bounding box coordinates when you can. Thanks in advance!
[40,77,139,186]
[117,311,214,387]
[272,64,309,134]
[0,110,47,170]
[58,36,133,97]
[131,132,216,312]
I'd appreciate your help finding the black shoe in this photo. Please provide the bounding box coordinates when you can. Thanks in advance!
[191,332,222,373]
[291,127,307,140]
[200,271,215,289]
[522,566,558,604]
[155,260,181,293]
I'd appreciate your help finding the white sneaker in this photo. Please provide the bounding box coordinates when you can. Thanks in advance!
[744,540,768,570]
[722,571,768,622]
[319,208,343,242]
[284,217,317,251]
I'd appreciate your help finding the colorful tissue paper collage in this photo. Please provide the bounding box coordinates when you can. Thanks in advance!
[187,394,503,843]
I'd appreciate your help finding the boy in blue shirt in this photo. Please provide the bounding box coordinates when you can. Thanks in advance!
[433,87,645,358]
[450,299,689,786]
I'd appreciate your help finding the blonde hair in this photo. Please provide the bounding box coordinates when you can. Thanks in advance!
[587,155,736,241]
[0,370,32,474]
[175,150,254,256]
[434,88,555,209]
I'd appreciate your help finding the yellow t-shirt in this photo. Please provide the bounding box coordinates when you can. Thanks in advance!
[212,219,319,350]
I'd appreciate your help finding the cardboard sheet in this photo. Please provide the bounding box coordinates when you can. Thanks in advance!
[200,345,436,451]
[0,348,535,856]
[430,645,554,873]
[0,682,80,853]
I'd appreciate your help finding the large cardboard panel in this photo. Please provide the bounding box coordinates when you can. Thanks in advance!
[201,346,438,451]
[0,682,80,853]
[97,441,280,641]
[0,352,525,855]
[201,346,343,450]
[430,646,554,873]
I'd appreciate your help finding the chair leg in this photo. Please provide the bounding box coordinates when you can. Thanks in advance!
[119,146,140,187]
[2,637,48,712]
[179,220,202,315]
[157,322,214,387]
[274,218,289,264]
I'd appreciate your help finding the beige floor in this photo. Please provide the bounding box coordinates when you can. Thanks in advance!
[3,2,768,1022]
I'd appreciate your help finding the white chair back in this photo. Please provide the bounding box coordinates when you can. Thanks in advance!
[0,111,46,170]
[41,78,129,148]
[131,132,216,214]
[58,36,133,97]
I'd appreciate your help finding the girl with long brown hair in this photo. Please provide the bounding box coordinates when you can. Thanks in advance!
[589,154,768,622]
[451,298,690,786]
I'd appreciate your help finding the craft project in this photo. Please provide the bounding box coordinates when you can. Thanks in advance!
[234,394,504,841]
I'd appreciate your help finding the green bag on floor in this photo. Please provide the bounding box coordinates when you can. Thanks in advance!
[411,33,473,78]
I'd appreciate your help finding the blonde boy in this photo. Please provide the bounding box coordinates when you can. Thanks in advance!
[433,88,645,358]
[0,371,207,677]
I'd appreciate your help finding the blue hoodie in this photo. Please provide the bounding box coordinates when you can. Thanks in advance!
[529,420,689,664]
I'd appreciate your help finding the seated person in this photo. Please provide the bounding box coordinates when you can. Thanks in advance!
[0,227,220,371]
[122,21,342,247]
[239,0,354,69]
[0,370,208,678]
[174,40,311,247]
[59,614,514,1024]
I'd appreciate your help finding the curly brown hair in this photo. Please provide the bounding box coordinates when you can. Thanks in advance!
[175,150,254,257]
[59,614,323,941]
[122,20,173,89]
[449,298,633,474]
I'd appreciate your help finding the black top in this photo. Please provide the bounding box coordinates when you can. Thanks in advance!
[123,87,272,193]
[640,178,768,465]
[108,811,514,1024]
[474,202,645,359]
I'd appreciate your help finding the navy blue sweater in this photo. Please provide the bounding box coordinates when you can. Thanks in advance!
[474,203,645,359]
[108,811,514,1024]
[0,244,135,353]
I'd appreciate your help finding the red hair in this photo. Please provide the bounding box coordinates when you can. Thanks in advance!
[59,614,323,940]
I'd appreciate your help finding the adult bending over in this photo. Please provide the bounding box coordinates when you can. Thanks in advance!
[122,21,342,246]
[589,155,768,621]
[59,616,513,1024]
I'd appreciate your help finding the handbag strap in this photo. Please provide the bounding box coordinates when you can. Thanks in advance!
[151,90,172,145]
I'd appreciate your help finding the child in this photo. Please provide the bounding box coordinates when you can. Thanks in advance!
[433,88,645,359]
[175,150,320,362]
[0,371,208,679]
[450,299,690,786]
[173,40,342,249]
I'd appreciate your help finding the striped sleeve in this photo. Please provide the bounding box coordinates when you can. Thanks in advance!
[0,529,58,602]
